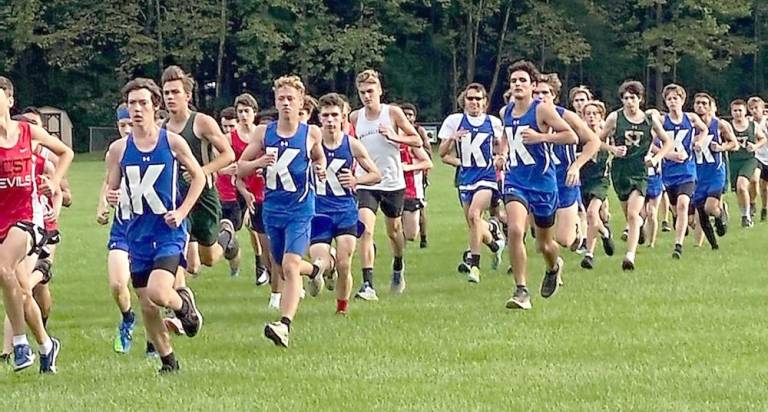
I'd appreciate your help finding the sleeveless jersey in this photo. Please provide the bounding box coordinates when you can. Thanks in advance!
[551,106,578,188]
[263,121,314,217]
[503,100,556,192]
[354,104,404,191]
[33,146,58,231]
[662,113,697,182]
[0,121,35,240]
[400,145,424,200]
[612,110,653,179]
[695,117,725,179]
[731,121,757,162]
[120,129,184,242]
[580,146,610,184]
[316,134,356,214]
[162,112,214,187]
[754,118,768,164]
[455,113,498,191]
[215,128,265,203]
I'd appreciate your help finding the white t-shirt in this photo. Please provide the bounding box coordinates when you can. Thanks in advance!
[754,118,768,165]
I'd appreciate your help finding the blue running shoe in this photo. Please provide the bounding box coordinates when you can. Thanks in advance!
[113,317,135,354]
[39,337,60,374]
[13,343,35,372]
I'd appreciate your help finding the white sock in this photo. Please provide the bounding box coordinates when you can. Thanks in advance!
[269,292,281,305]
[625,251,636,262]
[39,338,53,355]
[12,335,28,347]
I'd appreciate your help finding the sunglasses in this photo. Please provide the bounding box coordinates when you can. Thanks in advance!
[465,96,485,101]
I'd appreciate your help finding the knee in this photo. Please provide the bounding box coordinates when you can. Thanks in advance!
[507,222,525,243]
[467,209,483,227]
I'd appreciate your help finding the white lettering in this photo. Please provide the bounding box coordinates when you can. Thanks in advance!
[266,148,300,192]
[125,164,167,215]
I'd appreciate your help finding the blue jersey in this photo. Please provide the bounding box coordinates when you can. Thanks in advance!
[695,117,725,177]
[551,106,578,188]
[263,121,315,217]
[456,114,498,191]
[662,113,697,185]
[503,100,556,192]
[120,129,185,243]
[316,134,356,214]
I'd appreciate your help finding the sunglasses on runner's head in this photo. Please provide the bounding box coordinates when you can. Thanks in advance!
[465,96,484,101]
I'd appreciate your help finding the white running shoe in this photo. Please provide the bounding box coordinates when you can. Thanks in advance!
[264,322,289,347]
[355,284,379,301]
[163,317,185,336]
[467,266,480,283]
[307,271,325,297]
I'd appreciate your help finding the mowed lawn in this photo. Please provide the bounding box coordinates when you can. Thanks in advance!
[1,154,767,411]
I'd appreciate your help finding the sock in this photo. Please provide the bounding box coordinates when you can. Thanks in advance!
[625,251,636,262]
[146,341,156,352]
[255,254,262,266]
[12,335,28,347]
[161,352,176,366]
[675,242,682,250]
[336,299,348,313]
[585,252,594,258]
[547,260,560,274]
[362,268,374,287]
[420,235,427,242]
[697,205,717,248]
[39,338,53,355]
[280,316,292,330]
[741,206,749,218]
[122,309,135,324]
[470,254,480,268]
[516,284,528,292]
[392,257,403,271]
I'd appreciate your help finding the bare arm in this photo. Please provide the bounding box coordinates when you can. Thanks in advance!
[403,147,432,172]
[197,114,235,175]
[650,112,673,164]
[106,139,126,192]
[598,112,618,153]
[309,126,327,171]
[349,137,381,187]
[169,133,205,219]
[416,126,432,157]
[535,104,577,145]
[30,125,74,192]
[755,122,766,149]
[718,121,738,152]
[689,112,710,150]
[438,139,460,167]
[386,106,422,147]
[564,110,599,169]
[237,126,269,178]
[97,151,112,224]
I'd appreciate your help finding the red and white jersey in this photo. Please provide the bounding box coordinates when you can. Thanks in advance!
[33,146,58,232]
[400,144,424,200]
[0,121,35,240]
[231,128,264,203]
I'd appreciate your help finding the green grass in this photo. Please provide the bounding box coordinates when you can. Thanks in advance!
[1,157,767,411]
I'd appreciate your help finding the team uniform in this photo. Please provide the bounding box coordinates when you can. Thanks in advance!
[502,100,558,227]
[120,129,188,288]
[162,112,222,246]
[646,139,664,200]
[755,119,768,181]
[262,122,315,264]
[729,120,758,191]
[552,106,581,209]
[611,110,654,202]
[661,113,697,204]
[694,118,727,206]
[579,146,610,205]
[0,121,41,250]
[311,134,364,244]
[438,113,503,205]
[215,128,266,232]
[355,104,405,217]
[401,145,425,212]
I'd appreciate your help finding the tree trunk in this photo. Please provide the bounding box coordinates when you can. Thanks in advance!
[488,2,511,103]
[755,3,761,91]
[215,0,227,99]
[466,6,474,83]
[654,1,663,108]
[452,44,459,112]
[155,0,163,75]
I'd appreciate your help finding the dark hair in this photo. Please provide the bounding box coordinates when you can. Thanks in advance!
[121,78,163,107]
[234,93,258,111]
[220,106,237,120]
[693,92,715,105]
[318,93,348,110]
[0,76,14,98]
[22,106,41,117]
[12,114,37,125]
[508,60,540,84]
[302,95,318,113]
[161,65,195,94]
[618,80,644,100]
[256,108,278,124]
[400,102,418,115]
[731,99,747,108]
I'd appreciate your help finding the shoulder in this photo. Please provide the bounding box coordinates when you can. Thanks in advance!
[107,137,128,158]
[193,112,220,133]
[488,114,503,127]
[350,109,361,121]
[308,124,322,139]
[442,113,464,124]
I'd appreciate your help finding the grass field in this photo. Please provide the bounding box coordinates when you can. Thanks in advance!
[1,154,767,411]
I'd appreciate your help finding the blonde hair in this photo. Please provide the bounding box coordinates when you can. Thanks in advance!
[273,75,306,95]
[539,73,562,97]
[568,86,593,103]
[356,69,381,86]
[662,83,687,101]
[748,96,765,107]
[582,100,606,118]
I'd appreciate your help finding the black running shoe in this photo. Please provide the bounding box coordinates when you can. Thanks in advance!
[540,257,563,298]
[741,216,754,228]
[580,255,594,269]
[762,208,767,222]
[661,221,671,232]
[419,238,428,248]
[622,258,635,271]
[175,287,203,338]
[159,360,180,374]
[219,220,240,260]
[672,243,682,259]
[602,227,615,256]
[457,249,471,273]
[714,215,727,237]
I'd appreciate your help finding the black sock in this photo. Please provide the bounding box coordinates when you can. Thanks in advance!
[697,205,717,248]
[310,264,320,279]
[486,240,499,252]
[122,309,135,324]
[161,352,176,366]
[255,254,262,266]
[362,268,374,287]
[420,235,427,242]
[516,284,528,292]
[280,316,292,330]
[393,256,403,271]
[470,254,480,268]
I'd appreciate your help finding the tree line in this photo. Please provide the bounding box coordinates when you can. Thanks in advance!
[0,0,764,151]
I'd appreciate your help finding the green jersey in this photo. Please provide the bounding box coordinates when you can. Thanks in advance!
[731,120,756,162]
[611,109,653,179]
